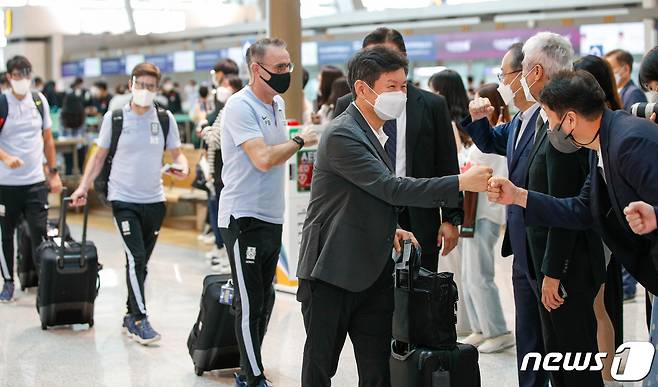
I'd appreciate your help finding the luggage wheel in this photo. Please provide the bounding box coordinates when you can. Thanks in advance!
[89,319,94,328]
[194,366,203,376]
[41,323,47,331]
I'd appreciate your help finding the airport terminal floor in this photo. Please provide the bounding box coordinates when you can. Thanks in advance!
[0,215,650,387]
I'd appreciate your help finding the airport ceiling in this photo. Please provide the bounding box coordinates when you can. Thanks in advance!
[2,0,655,56]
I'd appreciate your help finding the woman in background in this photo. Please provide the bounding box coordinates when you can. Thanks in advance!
[428,69,473,336]
[460,83,514,353]
[312,65,344,125]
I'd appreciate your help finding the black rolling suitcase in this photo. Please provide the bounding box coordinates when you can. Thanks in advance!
[187,274,240,376]
[17,217,73,291]
[390,340,481,387]
[16,220,38,291]
[36,195,100,330]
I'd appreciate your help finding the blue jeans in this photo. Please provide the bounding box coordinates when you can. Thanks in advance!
[622,266,637,298]
[461,218,508,338]
[207,194,224,249]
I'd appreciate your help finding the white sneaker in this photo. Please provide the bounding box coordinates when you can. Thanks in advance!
[201,234,216,245]
[462,333,486,347]
[205,246,225,259]
[478,333,515,353]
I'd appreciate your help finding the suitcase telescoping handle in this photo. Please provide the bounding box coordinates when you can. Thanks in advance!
[395,239,420,290]
[58,188,89,268]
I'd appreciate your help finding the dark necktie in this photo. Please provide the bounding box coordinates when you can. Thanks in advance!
[383,120,397,167]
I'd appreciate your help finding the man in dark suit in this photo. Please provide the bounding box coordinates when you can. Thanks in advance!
[488,68,658,330]
[333,28,462,272]
[461,43,548,387]
[605,49,647,111]
[518,33,604,387]
[604,48,647,300]
[296,46,492,387]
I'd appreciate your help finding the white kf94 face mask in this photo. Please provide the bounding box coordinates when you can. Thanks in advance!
[132,88,156,107]
[363,82,407,121]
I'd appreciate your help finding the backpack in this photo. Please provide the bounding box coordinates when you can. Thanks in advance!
[93,106,170,203]
[61,90,87,129]
[0,92,46,133]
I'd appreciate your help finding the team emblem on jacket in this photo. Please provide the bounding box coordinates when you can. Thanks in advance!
[246,246,257,263]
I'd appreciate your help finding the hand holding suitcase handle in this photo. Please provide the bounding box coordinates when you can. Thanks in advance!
[57,188,90,269]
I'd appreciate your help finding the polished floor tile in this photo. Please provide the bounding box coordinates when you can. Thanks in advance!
[0,220,650,387]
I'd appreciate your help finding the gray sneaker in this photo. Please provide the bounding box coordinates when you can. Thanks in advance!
[0,282,15,302]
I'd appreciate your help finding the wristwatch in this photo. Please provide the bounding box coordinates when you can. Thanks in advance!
[48,166,59,176]
[292,135,305,150]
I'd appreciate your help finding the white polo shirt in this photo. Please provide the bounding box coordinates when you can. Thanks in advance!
[218,86,288,227]
[0,91,52,186]
[96,104,181,203]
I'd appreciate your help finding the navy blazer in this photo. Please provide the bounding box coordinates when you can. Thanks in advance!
[526,109,658,294]
[620,80,647,112]
[462,108,539,271]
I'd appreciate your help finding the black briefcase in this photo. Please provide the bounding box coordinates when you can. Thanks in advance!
[393,240,458,350]
[390,340,481,387]
[187,274,240,376]
[36,194,101,330]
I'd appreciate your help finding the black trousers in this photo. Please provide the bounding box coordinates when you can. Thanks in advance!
[538,286,603,387]
[111,201,166,319]
[0,182,48,282]
[299,259,394,387]
[220,217,281,387]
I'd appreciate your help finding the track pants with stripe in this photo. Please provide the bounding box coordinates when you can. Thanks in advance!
[112,201,166,319]
[220,216,281,387]
[0,183,48,282]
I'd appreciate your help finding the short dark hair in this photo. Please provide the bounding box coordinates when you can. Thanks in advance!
[199,85,209,99]
[539,70,607,120]
[94,81,108,91]
[605,49,634,72]
[508,42,525,72]
[347,46,408,99]
[6,56,31,74]
[131,62,161,82]
[34,76,43,85]
[226,74,243,91]
[246,38,287,70]
[362,27,406,54]
[213,58,239,76]
[639,46,658,91]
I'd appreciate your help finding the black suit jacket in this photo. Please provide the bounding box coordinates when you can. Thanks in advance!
[525,118,605,293]
[526,109,658,294]
[333,84,462,257]
[296,104,460,292]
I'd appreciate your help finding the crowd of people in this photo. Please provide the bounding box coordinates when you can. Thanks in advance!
[0,24,658,387]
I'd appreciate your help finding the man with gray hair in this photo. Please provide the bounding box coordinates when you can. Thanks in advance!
[218,37,317,387]
[465,41,547,387]
[519,32,606,386]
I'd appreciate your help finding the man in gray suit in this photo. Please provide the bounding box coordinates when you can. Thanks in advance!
[296,46,492,387]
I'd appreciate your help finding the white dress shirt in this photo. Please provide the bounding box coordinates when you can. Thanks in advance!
[353,102,388,148]
[395,107,407,177]
[516,103,540,148]
[597,148,606,184]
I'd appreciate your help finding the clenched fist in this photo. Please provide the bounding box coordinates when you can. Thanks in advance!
[487,176,521,205]
[469,97,495,122]
[624,201,657,235]
[459,165,493,192]
[3,155,24,169]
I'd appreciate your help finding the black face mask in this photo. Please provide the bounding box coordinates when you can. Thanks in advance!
[258,63,291,94]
